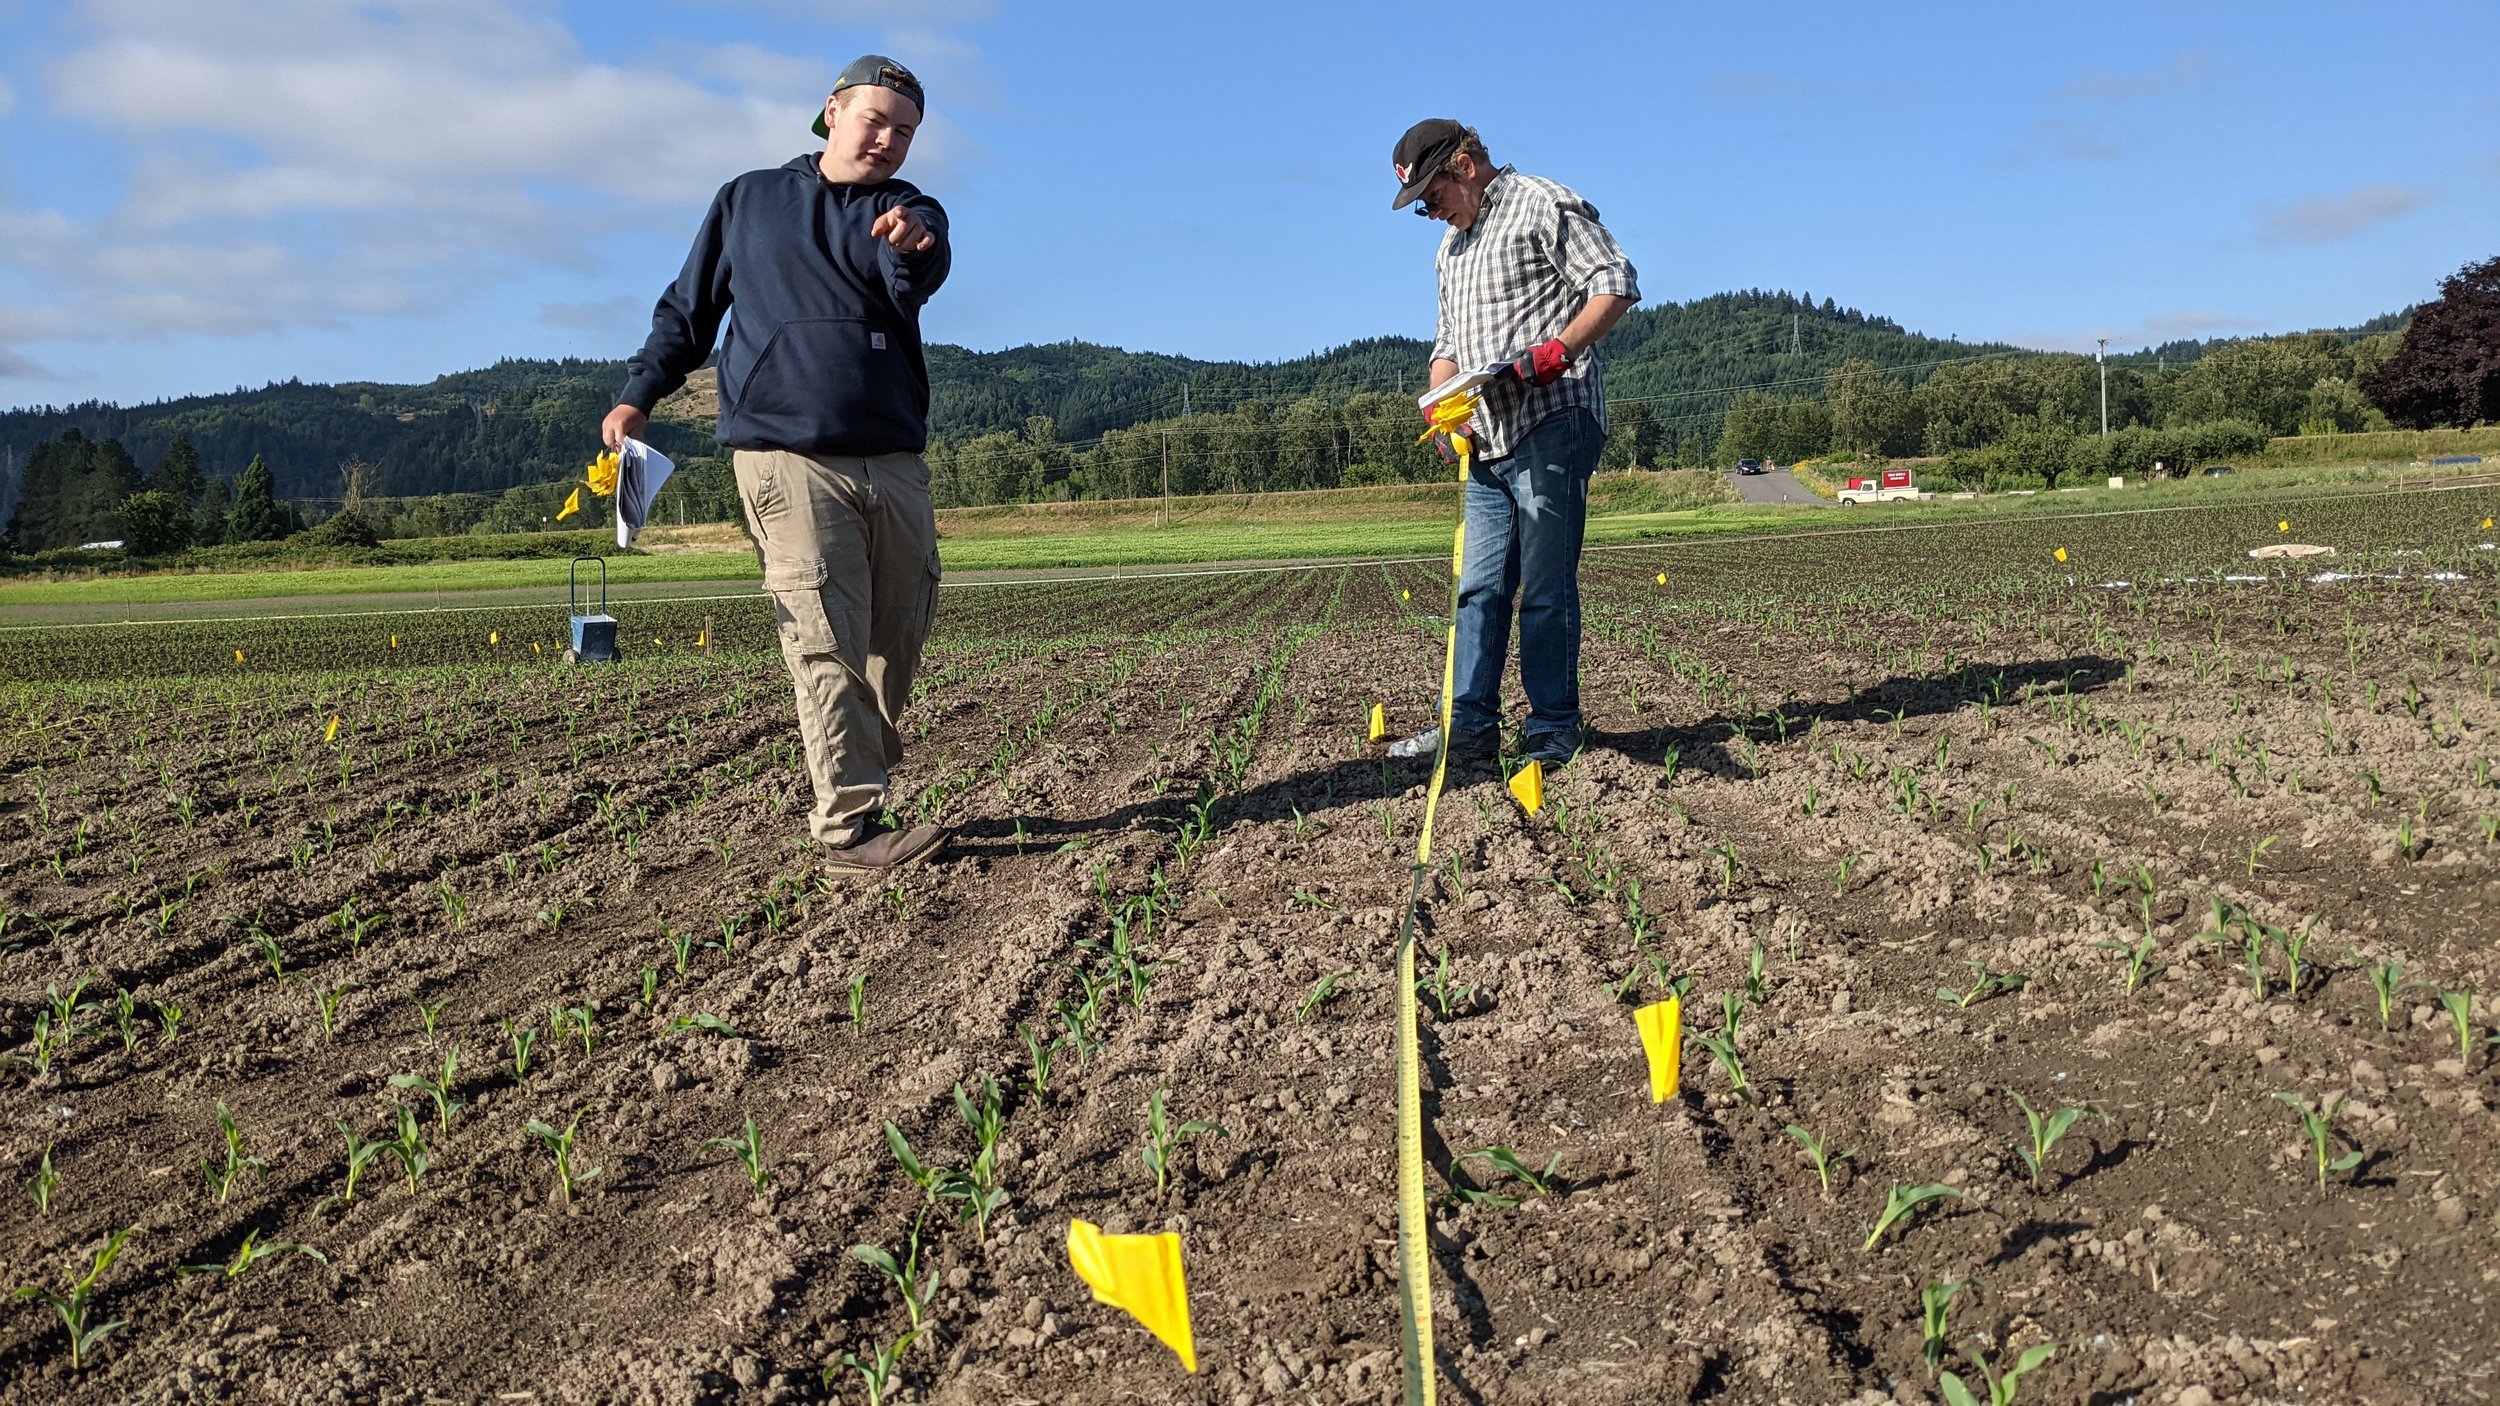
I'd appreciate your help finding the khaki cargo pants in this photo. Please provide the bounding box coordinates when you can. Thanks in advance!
[734,447,941,846]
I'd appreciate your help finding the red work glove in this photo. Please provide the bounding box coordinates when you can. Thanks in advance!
[1428,429,1461,465]
[1507,338,1573,387]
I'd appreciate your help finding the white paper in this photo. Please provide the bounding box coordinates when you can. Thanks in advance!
[1416,362,1511,413]
[616,437,676,548]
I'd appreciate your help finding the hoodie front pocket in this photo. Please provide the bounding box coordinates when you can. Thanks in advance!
[736,318,914,431]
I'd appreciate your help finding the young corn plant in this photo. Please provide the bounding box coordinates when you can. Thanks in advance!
[2355,955,2422,1031]
[2273,1093,2363,1188]
[1938,960,2027,1009]
[525,1108,602,1203]
[1941,1341,2058,1406]
[705,1116,773,1191]
[849,1212,939,1335]
[409,992,450,1038]
[882,1122,944,1205]
[1783,1124,1856,1197]
[1140,1086,1225,1196]
[203,1101,267,1204]
[30,1142,59,1213]
[1920,1277,1973,1377]
[1447,1146,1560,1209]
[848,972,868,1034]
[834,1330,917,1406]
[12,1226,135,1371]
[176,1229,327,1280]
[384,1104,431,1194]
[326,1120,386,1208]
[954,1074,1007,1192]
[2006,1091,2108,1189]
[1863,1182,1963,1250]
[1296,971,1350,1022]
[1016,1023,1065,1104]
[2090,936,2162,995]
[2441,988,2481,1067]
[313,982,354,1039]
[503,1018,540,1080]
[1688,1002,1752,1104]
[389,1043,465,1134]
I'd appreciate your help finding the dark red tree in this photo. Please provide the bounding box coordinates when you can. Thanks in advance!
[2362,255,2500,428]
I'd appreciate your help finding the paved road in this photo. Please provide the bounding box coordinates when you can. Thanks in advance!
[1726,467,1825,506]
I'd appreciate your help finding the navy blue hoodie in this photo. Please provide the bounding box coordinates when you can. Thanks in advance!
[620,153,950,457]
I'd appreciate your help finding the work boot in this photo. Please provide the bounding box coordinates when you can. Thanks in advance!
[823,821,947,876]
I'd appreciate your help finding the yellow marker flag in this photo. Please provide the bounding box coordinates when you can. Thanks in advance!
[695,630,708,647]
[1507,758,1544,815]
[557,487,583,521]
[1636,995,1683,1102]
[1067,1220,1195,1372]
[389,634,399,648]
[2278,520,2289,532]
[2053,547,2068,563]
[2483,517,2493,530]
[233,648,245,663]
[1654,571,1667,586]
[324,715,341,742]
[1400,589,1411,602]
[652,637,663,646]
[1368,703,1387,743]
[489,630,500,644]
[533,641,544,655]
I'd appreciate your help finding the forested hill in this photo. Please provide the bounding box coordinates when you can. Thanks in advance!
[0,289,2375,509]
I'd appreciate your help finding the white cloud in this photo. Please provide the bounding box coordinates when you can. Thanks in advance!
[0,0,922,370]
[2254,184,2432,244]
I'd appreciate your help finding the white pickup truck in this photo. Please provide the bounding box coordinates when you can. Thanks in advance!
[1836,468,1927,505]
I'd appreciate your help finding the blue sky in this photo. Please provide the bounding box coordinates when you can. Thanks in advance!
[0,0,2490,409]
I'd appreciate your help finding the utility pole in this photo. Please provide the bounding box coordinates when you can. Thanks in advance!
[1791,314,1800,357]
[1181,382,1191,418]
[2096,338,2109,438]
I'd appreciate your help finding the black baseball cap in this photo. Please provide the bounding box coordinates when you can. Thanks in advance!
[1390,118,1467,209]
[813,55,925,137]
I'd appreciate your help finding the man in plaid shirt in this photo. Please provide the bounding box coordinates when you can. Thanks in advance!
[1393,118,1640,767]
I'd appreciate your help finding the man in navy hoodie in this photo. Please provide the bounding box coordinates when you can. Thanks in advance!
[604,55,950,873]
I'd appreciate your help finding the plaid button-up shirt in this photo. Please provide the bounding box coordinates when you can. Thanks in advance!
[1431,167,1641,460]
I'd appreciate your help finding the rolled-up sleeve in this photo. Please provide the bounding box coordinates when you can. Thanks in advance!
[1554,199,1639,304]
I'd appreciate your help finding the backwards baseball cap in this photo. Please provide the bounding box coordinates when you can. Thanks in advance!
[1390,118,1467,210]
[813,54,926,137]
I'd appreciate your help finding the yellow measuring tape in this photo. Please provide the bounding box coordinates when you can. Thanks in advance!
[1392,388,1483,1406]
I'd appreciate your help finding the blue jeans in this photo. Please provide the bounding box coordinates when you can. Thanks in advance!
[1451,409,1599,751]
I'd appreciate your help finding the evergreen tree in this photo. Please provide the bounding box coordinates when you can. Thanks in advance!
[195,477,233,548]
[150,434,205,504]
[120,490,193,555]
[228,455,291,542]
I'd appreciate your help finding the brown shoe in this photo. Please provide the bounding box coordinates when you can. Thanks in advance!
[823,822,947,876]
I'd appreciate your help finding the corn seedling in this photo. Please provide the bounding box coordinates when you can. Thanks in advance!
[953,1073,1007,1191]
[1783,1124,1855,1197]
[2006,1091,2107,1188]
[526,1108,602,1202]
[1863,1182,1963,1250]
[177,1228,326,1280]
[848,972,868,1034]
[1017,1023,1064,1103]
[1687,1022,1751,1104]
[882,1121,943,1205]
[314,981,353,1039]
[2244,834,2278,877]
[203,1101,266,1204]
[1940,1341,2057,1406]
[638,966,659,1008]
[2273,1093,2363,1188]
[664,921,694,976]
[1140,1085,1225,1195]
[503,1018,540,1078]
[407,989,452,1035]
[835,1330,917,1405]
[1420,943,1475,1018]
[850,1210,938,1336]
[329,1120,386,1206]
[2090,936,2161,994]
[555,1002,599,1056]
[384,1104,430,1193]
[1830,850,1864,896]
[30,1143,59,1213]
[1920,1277,1973,1376]
[1938,960,2027,1009]
[12,1226,134,1370]
[155,1002,182,1045]
[1743,942,1770,1003]
[1296,971,1350,1022]
[1448,1145,1560,1208]
[667,1012,742,1040]
[705,1115,772,1190]
[2357,956,2424,1031]
[388,1043,464,1134]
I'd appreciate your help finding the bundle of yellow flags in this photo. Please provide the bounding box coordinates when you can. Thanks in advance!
[557,450,623,521]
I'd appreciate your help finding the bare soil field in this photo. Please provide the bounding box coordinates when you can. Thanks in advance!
[5,490,2499,1404]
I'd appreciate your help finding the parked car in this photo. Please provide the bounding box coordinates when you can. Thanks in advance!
[2201,464,2236,476]
[1736,458,1765,476]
